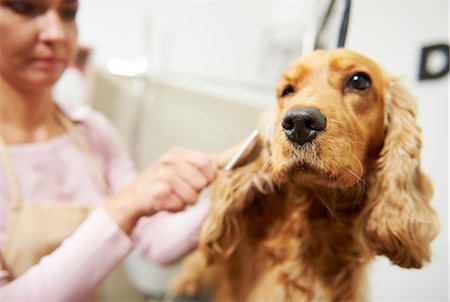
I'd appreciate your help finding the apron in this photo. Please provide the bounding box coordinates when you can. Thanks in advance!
[0,111,110,279]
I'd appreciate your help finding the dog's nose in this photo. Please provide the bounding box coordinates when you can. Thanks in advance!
[282,107,327,146]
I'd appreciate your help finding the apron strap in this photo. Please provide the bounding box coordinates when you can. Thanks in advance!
[56,111,111,197]
[0,135,22,209]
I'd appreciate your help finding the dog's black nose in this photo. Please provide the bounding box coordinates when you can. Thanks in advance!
[282,107,326,146]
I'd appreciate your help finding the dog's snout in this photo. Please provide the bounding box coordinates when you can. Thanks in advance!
[282,108,327,146]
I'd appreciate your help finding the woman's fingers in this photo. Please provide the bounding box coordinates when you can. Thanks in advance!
[171,159,209,192]
[162,147,217,184]
[149,147,217,211]
[141,179,186,214]
[157,167,199,205]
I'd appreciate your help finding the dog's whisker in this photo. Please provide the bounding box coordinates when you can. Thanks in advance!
[344,154,367,188]
[350,183,366,215]
[313,191,339,222]
[346,167,367,187]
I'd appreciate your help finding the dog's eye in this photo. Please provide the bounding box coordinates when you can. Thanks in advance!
[281,86,295,97]
[346,72,371,91]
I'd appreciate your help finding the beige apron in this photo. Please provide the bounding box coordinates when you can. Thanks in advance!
[0,112,110,279]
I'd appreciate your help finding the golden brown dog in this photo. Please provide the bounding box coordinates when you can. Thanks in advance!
[171,48,439,302]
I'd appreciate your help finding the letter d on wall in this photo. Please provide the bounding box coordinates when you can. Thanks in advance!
[419,43,449,81]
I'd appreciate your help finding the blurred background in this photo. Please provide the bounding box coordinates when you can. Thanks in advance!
[53,0,449,301]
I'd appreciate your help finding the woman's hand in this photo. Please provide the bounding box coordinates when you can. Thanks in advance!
[105,147,217,234]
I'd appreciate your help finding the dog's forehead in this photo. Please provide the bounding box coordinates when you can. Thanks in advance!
[284,49,383,81]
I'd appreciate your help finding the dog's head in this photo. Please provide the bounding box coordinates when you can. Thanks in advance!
[267,48,386,189]
[203,48,439,269]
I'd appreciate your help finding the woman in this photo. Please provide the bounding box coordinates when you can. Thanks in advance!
[0,0,216,300]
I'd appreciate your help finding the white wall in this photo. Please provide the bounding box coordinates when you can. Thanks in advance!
[77,1,316,104]
[77,0,448,300]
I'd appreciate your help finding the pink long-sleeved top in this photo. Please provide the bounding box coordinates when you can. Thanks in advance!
[0,105,208,301]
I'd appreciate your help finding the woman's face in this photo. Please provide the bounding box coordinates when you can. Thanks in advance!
[0,0,79,91]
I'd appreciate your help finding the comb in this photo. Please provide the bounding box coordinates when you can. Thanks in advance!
[223,129,259,172]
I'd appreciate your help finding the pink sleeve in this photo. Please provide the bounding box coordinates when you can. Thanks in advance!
[132,201,209,264]
[0,207,133,301]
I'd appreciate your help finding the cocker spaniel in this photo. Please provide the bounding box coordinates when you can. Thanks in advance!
[171,48,439,302]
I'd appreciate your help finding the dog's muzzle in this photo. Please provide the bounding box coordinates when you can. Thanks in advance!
[282,107,327,146]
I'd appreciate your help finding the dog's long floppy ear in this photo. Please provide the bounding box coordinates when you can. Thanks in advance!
[360,78,439,268]
[201,107,277,264]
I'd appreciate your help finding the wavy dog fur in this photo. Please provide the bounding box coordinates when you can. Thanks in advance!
[172,49,439,302]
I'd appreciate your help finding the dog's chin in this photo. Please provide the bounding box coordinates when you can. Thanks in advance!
[271,142,358,190]
[274,159,339,189]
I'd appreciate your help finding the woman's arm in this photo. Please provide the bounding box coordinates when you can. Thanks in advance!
[0,108,216,300]
[0,208,133,301]
[96,111,215,263]
[0,149,213,300]
[132,200,210,265]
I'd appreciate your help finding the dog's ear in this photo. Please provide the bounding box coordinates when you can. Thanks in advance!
[201,109,277,264]
[360,78,439,268]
